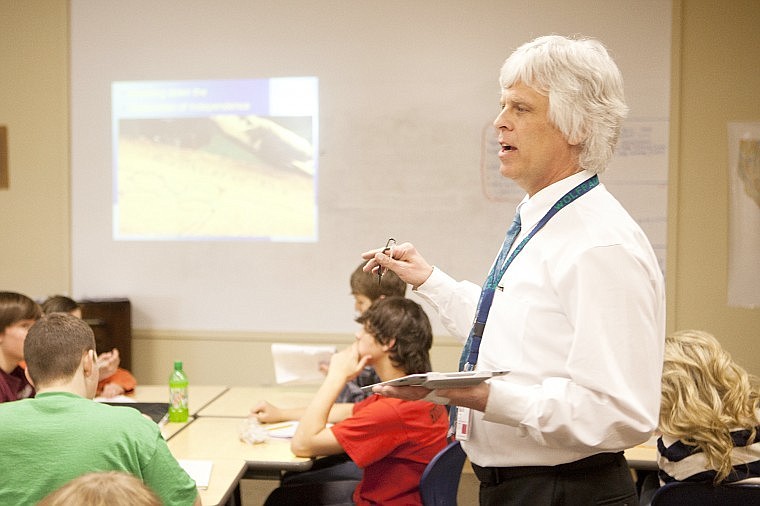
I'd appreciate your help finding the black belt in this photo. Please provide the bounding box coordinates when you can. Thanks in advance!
[472,452,623,485]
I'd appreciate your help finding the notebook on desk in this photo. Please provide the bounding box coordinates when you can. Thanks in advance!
[104,402,170,424]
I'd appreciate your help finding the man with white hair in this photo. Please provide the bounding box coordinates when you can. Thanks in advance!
[364,35,665,505]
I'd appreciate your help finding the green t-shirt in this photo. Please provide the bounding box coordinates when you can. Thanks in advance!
[0,392,198,505]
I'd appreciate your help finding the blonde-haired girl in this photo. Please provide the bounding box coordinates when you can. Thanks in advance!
[657,329,760,485]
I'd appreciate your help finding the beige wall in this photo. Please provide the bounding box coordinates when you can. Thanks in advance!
[668,0,760,371]
[0,0,70,296]
[1,1,759,385]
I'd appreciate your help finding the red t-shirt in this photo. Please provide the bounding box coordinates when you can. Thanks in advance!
[331,394,449,505]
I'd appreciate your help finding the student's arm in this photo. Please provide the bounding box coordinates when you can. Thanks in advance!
[98,368,137,397]
[291,344,369,457]
[251,402,305,424]
[327,403,354,423]
[252,398,356,424]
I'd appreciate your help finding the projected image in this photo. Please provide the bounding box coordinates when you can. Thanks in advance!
[112,78,318,241]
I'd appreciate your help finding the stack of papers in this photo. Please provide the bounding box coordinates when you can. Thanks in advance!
[178,459,213,490]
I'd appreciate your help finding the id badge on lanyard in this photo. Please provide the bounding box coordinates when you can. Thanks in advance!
[455,406,473,441]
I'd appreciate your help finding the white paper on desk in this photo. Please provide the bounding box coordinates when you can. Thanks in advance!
[265,421,332,439]
[94,394,134,403]
[265,421,299,438]
[179,459,213,490]
[271,343,336,384]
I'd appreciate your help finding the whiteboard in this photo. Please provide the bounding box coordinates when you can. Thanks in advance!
[70,0,671,334]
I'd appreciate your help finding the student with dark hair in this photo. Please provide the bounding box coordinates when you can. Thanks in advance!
[41,294,137,398]
[348,261,407,315]
[40,294,81,316]
[265,297,449,505]
[252,262,407,420]
[253,265,411,493]
[0,291,42,403]
[0,313,200,506]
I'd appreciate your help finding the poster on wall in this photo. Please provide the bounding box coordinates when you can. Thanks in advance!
[727,122,760,308]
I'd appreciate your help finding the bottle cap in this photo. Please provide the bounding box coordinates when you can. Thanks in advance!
[174,360,183,370]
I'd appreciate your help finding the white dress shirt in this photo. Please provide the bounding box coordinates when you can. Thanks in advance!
[415,170,666,467]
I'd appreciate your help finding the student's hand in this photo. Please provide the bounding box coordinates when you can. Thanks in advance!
[361,241,434,290]
[251,401,287,424]
[100,382,126,398]
[326,343,370,383]
[97,348,120,380]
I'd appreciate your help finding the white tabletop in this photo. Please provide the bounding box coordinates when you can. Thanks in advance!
[167,416,313,476]
[197,385,317,418]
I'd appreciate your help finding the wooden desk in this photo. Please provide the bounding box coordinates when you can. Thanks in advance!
[167,417,313,479]
[624,437,658,471]
[197,385,317,418]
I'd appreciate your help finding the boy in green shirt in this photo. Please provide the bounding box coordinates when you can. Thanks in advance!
[0,313,200,506]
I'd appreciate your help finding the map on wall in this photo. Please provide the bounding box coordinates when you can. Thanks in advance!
[728,121,760,308]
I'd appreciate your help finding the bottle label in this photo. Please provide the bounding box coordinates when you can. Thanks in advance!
[170,387,188,410]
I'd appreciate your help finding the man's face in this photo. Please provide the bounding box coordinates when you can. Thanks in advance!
[493,82,580,195]
[354,324,387,363]
[0,319,36,365]
[353,294,373,315]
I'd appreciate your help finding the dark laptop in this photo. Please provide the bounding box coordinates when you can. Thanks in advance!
[104,402,170,424]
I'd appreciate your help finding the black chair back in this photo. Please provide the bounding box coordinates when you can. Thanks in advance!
[651,481,760,506]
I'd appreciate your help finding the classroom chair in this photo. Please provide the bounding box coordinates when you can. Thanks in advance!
[650,481,760,506]
[419,440,468,506]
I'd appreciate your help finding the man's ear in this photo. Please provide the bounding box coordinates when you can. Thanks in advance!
[382,337,396,352]
[24,367,35,388]
[82,349,97,377]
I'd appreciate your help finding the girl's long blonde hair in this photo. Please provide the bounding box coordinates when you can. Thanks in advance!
[659,329,760,483]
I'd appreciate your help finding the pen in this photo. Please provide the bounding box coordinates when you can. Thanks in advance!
[378,238,396,284]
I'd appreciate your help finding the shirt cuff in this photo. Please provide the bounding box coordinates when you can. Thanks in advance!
[482,379,534,428]
[415,266,452,295]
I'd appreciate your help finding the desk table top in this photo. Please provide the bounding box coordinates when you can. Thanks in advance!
[194,458,247,506]
[129,384,229,415]
[624,436,658,471]
[197,385,318,418]
[167,416,313,473]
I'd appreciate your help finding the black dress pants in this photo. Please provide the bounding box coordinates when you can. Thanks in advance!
[473,452,638,506]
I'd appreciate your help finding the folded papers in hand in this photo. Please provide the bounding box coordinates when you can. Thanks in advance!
[271,343,336,384]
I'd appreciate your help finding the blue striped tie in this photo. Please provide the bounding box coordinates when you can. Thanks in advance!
[458,210,522,371]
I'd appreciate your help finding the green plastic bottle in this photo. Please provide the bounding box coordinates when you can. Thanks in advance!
[168,360,189,423]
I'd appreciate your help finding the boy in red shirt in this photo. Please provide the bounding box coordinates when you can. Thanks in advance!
[276,296,449,505]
